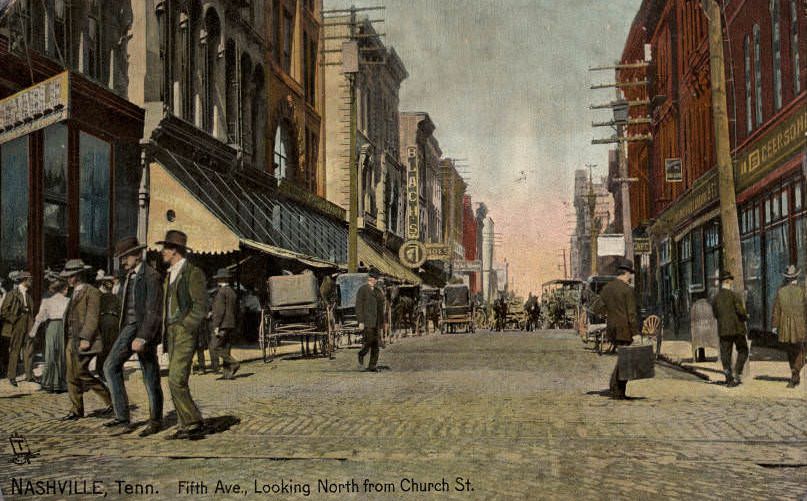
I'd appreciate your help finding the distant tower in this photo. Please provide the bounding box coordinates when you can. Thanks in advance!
[482,217,495,302]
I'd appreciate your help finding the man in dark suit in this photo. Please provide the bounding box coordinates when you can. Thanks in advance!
[355,269,386,372]
[159,230,207,440]
[60,259,112,420]
[210,268,240,380]
[1,271,35,387]
[597,261,638,399]
[103,237,164,436]
[710,271,749,387]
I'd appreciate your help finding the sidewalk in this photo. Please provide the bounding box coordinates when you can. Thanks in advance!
[659,338,800,388]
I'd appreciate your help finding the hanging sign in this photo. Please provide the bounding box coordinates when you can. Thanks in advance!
[0,72,69,143]
[665,158,683,182]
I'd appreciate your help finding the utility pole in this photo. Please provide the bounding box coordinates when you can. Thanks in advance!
[703,0,744,292]
[322,5,385,273]
[590,61,652,263]
[586,164,599,276]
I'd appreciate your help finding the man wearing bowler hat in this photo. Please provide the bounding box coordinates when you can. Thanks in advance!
[158,230,207,439]
[772,265,807,388]
[60,259,112,420]
[103,237,165,436]
[1,270,35,387]
[597,260,638,399]
[210,268,240,380]
[710,271,749,387]
[355,268,386,372]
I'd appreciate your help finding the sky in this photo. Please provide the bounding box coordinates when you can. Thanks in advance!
[325,0,643,296]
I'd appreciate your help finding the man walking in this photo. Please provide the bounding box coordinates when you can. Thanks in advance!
[103,237,164,436]
[597,261,638,399]
[60,259,112,420]
[356,269,385,372]
[772,265,806,388]
[1,271,35,387]
[710,271,749,387]
[210,268,240,380]
[96,270,120,382]
[158,230,207,439]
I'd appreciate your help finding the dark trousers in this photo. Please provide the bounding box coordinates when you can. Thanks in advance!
[211,329,239,375]
[0,335,8,377]
[103,324,163,424]
[8,331,34,381]
[609,340,632,397]
[358,327,380,369]
[65,341,111,416]
[786,342,805,381]
[719,336,749,379]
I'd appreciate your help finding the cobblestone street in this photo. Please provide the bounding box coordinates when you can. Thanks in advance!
[1,330,806,500]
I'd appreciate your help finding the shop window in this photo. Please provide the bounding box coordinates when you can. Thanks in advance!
[765,223,789,323]
[765,197,772,224]
[796,183,803,211]
[691,228,704,290]
[705,223,721,298]
[79,132,110,265]
[44,124,68,271]
[782,189,789,217]
[0,137,29,278]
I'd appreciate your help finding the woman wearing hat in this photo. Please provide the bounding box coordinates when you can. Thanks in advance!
[772,265,807,388]
[29,279,70,393]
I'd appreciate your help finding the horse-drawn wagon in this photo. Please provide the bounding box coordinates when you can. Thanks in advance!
[440,284,475,334]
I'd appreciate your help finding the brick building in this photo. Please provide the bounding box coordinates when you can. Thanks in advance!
[621,0,806,335]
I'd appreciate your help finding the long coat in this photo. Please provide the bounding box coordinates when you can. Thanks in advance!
[1,288,33,340]
[163,261,207,336]
[597,278,638,343]
[119,263,164,345]
[65,285,103,355]
[355,284,385,329]
[211,285,238,331]
[710,288,748,338]
[772,283,807,344]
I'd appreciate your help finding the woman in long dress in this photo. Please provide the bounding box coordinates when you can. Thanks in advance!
[29,280,70,393]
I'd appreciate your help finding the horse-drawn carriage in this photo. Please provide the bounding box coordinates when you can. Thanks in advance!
[390,283,423,337]
[259,272,332,362]
[332,273,369,346]
[505,297,527,330]
[420,286,441,334]
[541,279,584,329]
[440,284,475,334]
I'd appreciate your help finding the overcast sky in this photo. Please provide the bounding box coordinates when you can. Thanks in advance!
[325,0,643,294]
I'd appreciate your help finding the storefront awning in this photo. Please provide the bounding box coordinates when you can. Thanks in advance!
[147,141,347,265]
[240,239,338,269]
[357,236,422,285]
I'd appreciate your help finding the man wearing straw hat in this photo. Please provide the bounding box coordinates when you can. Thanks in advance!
[60,259,112,420]
[772,265,807,389]
[1,270,35,387]
[210,268,240,380]
[710,271,749,387]
[157,230,207,440]
[103,237,165,436]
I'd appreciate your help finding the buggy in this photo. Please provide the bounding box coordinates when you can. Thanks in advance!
[578,275,617,354]
[259,272,332,362]
[540,279,584,329]
[420,286,441,333]
[440,284,475,334]
[391,284,423,337]
[333,273,369,346]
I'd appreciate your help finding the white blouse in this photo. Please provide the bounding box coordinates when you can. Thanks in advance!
[29,293,70,338]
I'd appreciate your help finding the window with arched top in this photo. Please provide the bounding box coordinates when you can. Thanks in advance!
[201,7,221,134]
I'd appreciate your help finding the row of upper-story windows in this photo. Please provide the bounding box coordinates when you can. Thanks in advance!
[741,0,802,135]
[7,0,118,91]
[272,0,319,108]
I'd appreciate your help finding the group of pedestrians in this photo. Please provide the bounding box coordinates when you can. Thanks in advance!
[596,259,807,399]
[0,230,241,440]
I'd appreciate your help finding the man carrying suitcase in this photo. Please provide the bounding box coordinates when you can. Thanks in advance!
[597,260,638,399]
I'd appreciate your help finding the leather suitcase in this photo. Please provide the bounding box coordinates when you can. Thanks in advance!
[617,344,655,381]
